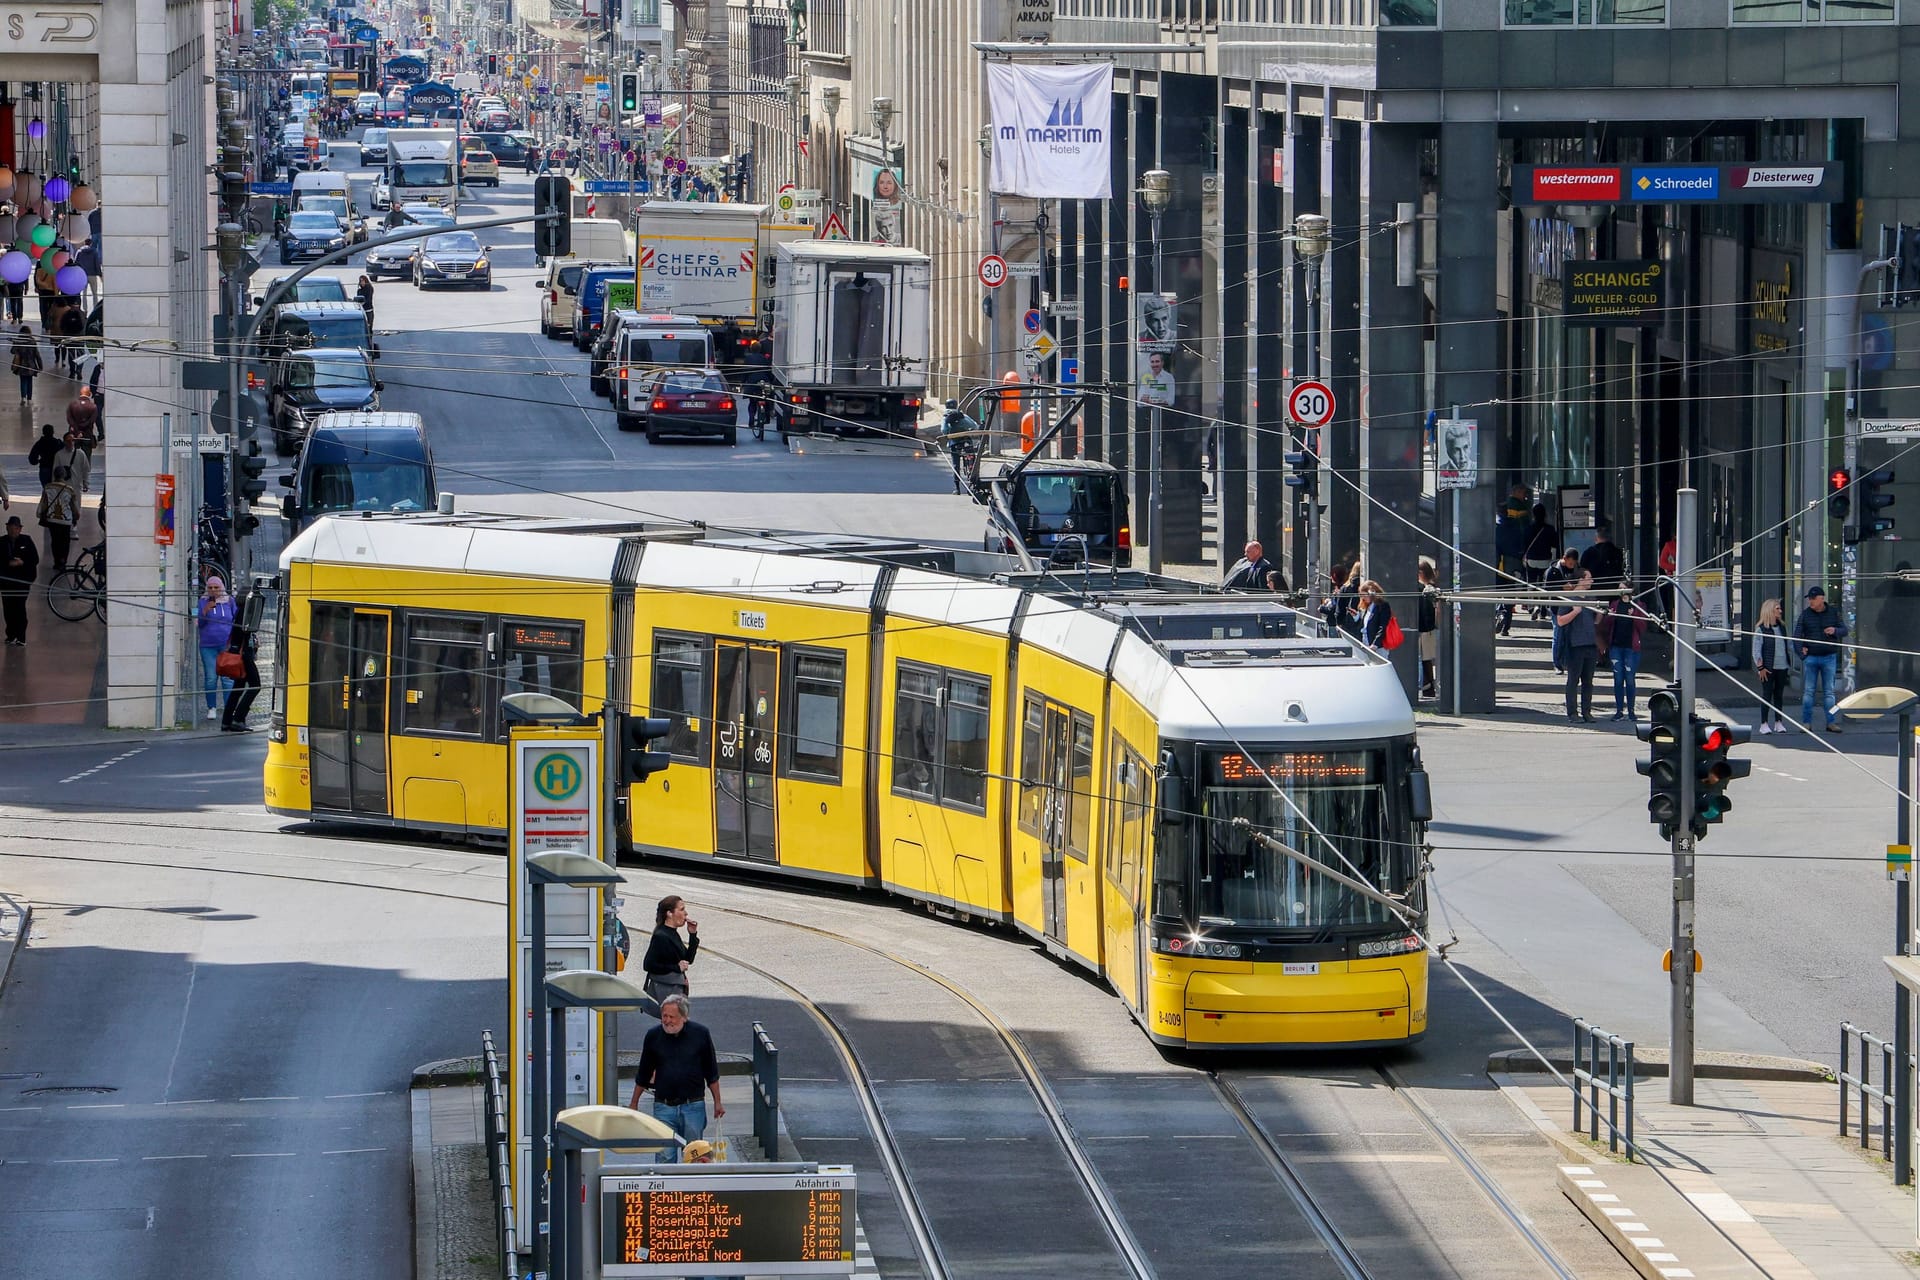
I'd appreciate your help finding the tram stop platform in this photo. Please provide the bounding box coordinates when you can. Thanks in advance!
[1489,1048,1918,1279]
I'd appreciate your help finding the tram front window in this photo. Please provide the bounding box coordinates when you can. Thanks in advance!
[1192,746,1410,931]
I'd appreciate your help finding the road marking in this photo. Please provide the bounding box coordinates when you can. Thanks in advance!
[231,1151,296,1158]
[322,1147,386,1155]
[324,1091,390,1099]
[68,1103,125,1109]
[142,1154,207,1161]
[0,1105,42,1112]
[240,1095,298,1102]
[53,1157,117,1163]
[156,1099,214,1106]
[58,746,148,786]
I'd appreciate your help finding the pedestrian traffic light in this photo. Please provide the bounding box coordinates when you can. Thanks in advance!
[533,174,572,258]
[1636,685,1689,841]
[236,440,268,503]
[1858,467,1896,539]
[1897,225,1920,309]
[488,53,498,75]
[1829,467,1852,522]
[620,72,639,114]
[614,713,673,785]
[1284,446,1318,500]
[1690,716,1751,839]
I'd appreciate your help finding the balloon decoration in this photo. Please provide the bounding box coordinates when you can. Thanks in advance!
[0,251,29,285]
[62,213,89,243]
[14,171,40,208]
[25,119,45,141]
[48,249,68,274]
[68,182,96,213]
[29,223,55,249]
[43,176,70,204]
[54,264,86,296]
[0,166,13,202]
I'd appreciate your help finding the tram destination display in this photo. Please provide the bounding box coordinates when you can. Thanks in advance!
[598,1169,856,1276]
[1208,750,1379,786]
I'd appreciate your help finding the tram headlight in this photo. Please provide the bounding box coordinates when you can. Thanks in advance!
[1354,933,1423,959]
[1156,935,1242,959]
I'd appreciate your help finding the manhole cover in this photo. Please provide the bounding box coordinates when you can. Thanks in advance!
[22,1085,117,1096]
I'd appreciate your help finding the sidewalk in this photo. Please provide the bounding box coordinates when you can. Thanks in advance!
[1490,1049,1919,1279]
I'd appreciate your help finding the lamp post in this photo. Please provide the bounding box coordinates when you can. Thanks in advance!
[1292,211,1331,606]
[543,971,659,1280]
[1837,684,1920,1186]
[785,74,805,195]
[1138,169,1173,574]
[552,1105,681,1280]
[820,84,841,212]
[524,850,625,1280]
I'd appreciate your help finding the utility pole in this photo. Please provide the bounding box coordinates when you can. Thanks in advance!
[1671,485,1699,1105]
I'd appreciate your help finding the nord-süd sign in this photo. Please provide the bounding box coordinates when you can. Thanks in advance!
[1563,260,1664,327]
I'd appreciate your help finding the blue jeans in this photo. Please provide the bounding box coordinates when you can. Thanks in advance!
[1609,647,1641,716]
[651,1098,706,1163]
[199,645,233,711]
[1802,654,1837,727]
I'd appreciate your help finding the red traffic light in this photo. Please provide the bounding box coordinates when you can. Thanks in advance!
[1831,468,1851,492]
[1700,725,1732,753]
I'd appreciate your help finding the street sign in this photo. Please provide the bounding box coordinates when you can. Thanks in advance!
[169,433,231,453]
[1287,380,1335,427]
[1059,357,1080,385]
[977,253,1008,289]
[248,181,293,197]
[818,212,851,241]
[775,191,797,215]
[1021,331,1057,361]
[1008,260,1042,279]
[1022,308,1045,335]
[583,179,647,193]
[1435,417,1478,490]
[1050,297,1082,321]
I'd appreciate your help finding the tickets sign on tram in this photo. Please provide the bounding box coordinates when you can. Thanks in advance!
[598,1169,857,1276]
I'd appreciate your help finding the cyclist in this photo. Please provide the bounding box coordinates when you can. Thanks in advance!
[940,399,983,495]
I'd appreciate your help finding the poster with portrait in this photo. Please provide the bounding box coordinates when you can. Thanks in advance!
[869,168,902,245]
[1136,350,1176,407]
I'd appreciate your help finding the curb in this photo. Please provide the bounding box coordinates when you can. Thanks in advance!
[410,1086,436,1280]
[0,892,30,995]
[1556,1163,1757,1280]
[0,727,233,752]
[1487,1047,1832,1084]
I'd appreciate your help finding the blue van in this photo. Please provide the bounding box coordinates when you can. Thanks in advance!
[572,264,632,350]
[281,411,437,537]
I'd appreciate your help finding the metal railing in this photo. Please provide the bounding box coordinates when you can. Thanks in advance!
[1571,1019,1636,1159]
[751,1020,779,1161]
[481,1030,521,1280]
[1840,1021,1912,1168]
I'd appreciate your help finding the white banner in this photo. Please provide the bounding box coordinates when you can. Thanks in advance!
[987,63,1112,199]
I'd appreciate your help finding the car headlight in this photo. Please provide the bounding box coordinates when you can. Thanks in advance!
[421,259,438,271]
[329,237,345,247]
[473,258,489,270]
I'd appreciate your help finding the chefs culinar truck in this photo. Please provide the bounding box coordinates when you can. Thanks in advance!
[631,201,812,369]
[768,240,931,439]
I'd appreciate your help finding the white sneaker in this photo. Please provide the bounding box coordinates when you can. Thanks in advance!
[1758,723,1772,735]
[206,706,219,721]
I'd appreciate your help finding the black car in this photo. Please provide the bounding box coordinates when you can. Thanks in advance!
[413,230,491,290]
[628,368,738,444]
[265,347,382,454]
[279,211,349,263]
[471,130,529,166]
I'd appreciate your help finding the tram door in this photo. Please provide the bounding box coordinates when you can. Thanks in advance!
[714,641,778,861]
[1037,705,1073,944]
[308,604,392,817]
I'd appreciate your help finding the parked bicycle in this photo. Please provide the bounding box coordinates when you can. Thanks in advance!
[196,505,231,588]
[48,541,106,622]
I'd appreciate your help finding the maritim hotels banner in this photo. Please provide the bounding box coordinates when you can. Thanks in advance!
[986,63,1113,200]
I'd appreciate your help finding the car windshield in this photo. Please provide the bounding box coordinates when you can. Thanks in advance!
[394,162,452,184]
[630,339,713,366]
[306,316,367,346]
[300,197,349,218]
[307,357,371,389]
[557,265,584,291]
[273,278,347,302]
[424,233,481,255]
[660,373,725,394]
[1012,471,1117,536]
[307,462,432,515]
[363,130,387,144]
[289,214,338,234]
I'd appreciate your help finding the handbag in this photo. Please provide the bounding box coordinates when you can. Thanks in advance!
[1381,615,1406,651]
[216,650,245,680]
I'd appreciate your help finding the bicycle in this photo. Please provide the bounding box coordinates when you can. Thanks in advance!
[48,541,106,622]
[195,506,231,588]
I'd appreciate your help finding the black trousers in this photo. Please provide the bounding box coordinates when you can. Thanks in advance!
[223,650,261,727]
[47,524,70,569]
[1759,668,1791,724]
[1564,645,1598,719]
[1,586,26,641]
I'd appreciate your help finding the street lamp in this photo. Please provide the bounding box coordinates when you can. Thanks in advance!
[524,852,626,1280]
[552,1105,681,1280]
[820,84,841,210]
[1138,169,1173,574]
[1837,684,1920,1186]
[869,95,894,151]
[786,73,805,192]
[544,971,658,1280]
[1292,211,1331,607]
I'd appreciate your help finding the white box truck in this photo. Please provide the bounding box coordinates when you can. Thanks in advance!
[768,241,931,439]
[633,201,813,369]
[386,128,458,207]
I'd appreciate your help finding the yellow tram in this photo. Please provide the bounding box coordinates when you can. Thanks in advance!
[265,513,1432,1049]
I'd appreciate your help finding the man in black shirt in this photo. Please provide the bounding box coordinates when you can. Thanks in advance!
[628,993,724,1162]
[1579,520,1627,591]
[1223,540,1285,593]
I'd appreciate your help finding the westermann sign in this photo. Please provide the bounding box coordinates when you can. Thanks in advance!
[986,62,1112,199]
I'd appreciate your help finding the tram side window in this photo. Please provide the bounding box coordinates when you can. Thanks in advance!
[502,621,584,713]
[650,633,710,760]
[1017,694,1045,834]
[1065,714,1094,859]
[891,665,940,800]
[1106,744,1149,910]
[309,604,354,731]
[892,662,992,811]
[943,676,990,812]
[404,615,487,736]
[784,648,845,781]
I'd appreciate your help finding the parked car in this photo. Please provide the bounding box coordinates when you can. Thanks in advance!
[461,147,500,187]
[279,210,348,263]
[413,230,491,290]
[265,346,382,455]
[624,367,737,444]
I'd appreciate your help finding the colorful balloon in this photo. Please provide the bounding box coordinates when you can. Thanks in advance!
[54,264,87,295]
[29,223,55,249]
[43,176,71,204]
[0,251,28,285]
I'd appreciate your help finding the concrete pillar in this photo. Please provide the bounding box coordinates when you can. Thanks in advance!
[1284,111,1320,593]
[1218,100,1251,564]
[1251,108,1289,564]
[1323,113,1362,583]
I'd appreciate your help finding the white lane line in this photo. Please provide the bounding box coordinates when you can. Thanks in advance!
[322,1147,386,1155]
[57,746,148,786]
[0,1105,43,1112]
[53,1157,117,1164]
[157,1099,215,1106]
[323,1091,390,1099]
[239,1096,298,1102]
[68,1103,125,1109]
[231,1151,296,1158]
[142,1154,207,1161]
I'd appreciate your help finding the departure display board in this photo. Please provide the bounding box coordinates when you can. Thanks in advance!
[599,1170,856,1276]
[1209,750,1378,786]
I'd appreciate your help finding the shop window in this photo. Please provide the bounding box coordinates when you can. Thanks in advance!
[651,632,710,761]
[784,648,845,781]
[404,614,486,736]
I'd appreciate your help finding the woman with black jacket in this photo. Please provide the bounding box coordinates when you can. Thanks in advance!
[642,894,700,1002]
[1357,579,1395,650]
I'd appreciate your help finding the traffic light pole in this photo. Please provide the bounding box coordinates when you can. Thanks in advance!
[1671,485,1699,1106]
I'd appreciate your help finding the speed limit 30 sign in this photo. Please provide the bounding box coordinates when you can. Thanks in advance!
[1288,380,1336,427]
[977,254,1008,289]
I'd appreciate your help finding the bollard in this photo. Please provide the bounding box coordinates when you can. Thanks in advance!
[751,1020,779,1161]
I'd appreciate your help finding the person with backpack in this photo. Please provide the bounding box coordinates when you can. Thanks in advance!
[1357,579,1400,651]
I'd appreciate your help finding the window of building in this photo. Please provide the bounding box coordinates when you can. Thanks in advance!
[404,615,487,737]
[1382,0,1439,25]
[651,632,710,761]
[501,621,583,714]
[891,662,991,812]
[1505,0,1661,22]
[746,14,788,83]
[1734,0,1892,19]
[784,648,845,781]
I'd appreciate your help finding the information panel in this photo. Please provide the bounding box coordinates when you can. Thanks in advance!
[598,1171,855,1276]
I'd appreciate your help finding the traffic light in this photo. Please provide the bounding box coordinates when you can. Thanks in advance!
[614,713,673,785]
[1284,446,1318,501]
[1636,685,1688,840]
[1829,467,1852,522]
[1690,716,1751,839]
[488,53,498,75]
[620,72,639,115]
[1858,467,1896,539]
[533,173,572,258]
[1897,225,1920,308]
[234,441,267,537]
